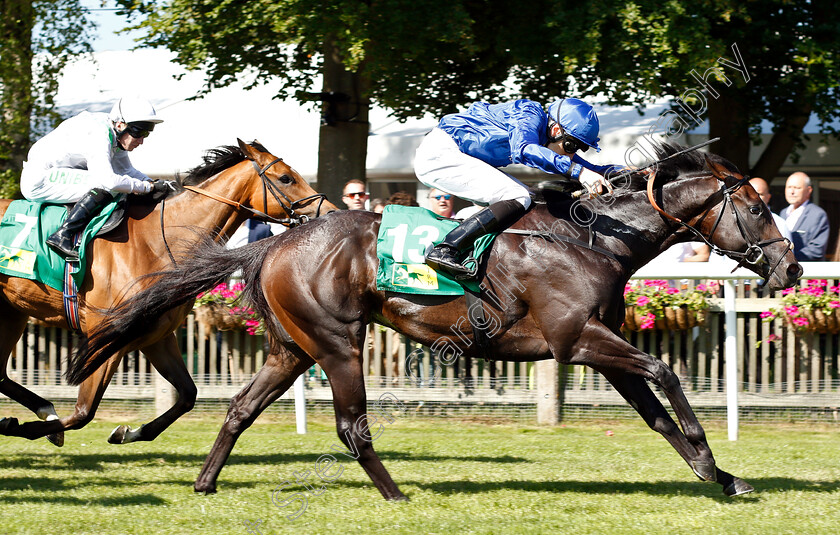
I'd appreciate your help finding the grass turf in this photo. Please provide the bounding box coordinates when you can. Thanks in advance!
[0,415,838,534]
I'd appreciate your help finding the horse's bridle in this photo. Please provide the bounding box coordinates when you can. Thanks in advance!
[160,157,328,265]
[646,168,792,283]
[183,158,328,227]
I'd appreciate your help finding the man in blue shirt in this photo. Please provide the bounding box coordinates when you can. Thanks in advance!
[781,171,830,261]
[414,98,618,279]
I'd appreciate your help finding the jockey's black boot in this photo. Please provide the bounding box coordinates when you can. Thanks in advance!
[46,188,113,260]
[425,199,527,280]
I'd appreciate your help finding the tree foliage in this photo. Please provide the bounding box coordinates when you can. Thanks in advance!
[0,0,95,198]
[119,0,838,180]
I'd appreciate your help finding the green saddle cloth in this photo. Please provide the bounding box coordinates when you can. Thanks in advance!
[375,205,496,296]
[0,198,120,291]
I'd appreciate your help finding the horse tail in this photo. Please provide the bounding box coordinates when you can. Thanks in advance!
[65,235,277,385]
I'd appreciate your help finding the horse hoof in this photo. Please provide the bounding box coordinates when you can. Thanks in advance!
[723,477,754,497]
[46,432,65,447]
[690,460,717,482]
[194,483,217,494]
[108,425,129,444]
[0,417,19,434]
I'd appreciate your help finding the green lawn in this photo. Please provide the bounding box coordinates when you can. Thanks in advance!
[0,414,838,534]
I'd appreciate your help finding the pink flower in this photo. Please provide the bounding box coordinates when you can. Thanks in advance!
[830,286,840,294]
[245,319,260,327]
[666,287,679,295]
[781,288,795,296]
[793,317,810,327]
[696,284,707,292]
[636,296,651,306]
[830,301,840,309]
[766,334,780,342]
[760,311,774,319]
[640,313,656,330]
[784,305,799,315]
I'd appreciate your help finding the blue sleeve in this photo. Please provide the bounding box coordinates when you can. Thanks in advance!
[798,210,831,260]
[508,101,582,178]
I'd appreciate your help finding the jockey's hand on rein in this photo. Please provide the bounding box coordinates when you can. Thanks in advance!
[148,179,177,201]
[578,168,613,198]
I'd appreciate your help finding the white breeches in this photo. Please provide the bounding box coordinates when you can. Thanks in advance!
[22,166,103,203]
[414,127,532,209]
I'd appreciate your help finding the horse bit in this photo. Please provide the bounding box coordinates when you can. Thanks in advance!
[647,169,792,283]
[160,157,328,264]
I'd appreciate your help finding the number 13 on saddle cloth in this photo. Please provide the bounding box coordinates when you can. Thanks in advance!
[375,204,495,296]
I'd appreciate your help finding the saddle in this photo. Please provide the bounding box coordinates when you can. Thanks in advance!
[0,196,124,292]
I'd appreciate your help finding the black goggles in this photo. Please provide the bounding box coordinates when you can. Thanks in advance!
[125,122,155,139]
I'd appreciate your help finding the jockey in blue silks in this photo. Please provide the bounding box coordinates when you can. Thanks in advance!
[414,97,619,280]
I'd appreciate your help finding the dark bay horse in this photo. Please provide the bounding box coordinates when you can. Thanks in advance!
[0,140,336,445]
[69,143,801,498]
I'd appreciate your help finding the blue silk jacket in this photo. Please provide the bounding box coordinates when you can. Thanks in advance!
[437,99,617,179]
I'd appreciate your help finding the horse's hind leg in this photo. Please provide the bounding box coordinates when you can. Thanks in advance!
[0,351,122,441]
[0,311,64,446]
[322,351,407,502]
[195,345,314,494]
[107,332,197,444]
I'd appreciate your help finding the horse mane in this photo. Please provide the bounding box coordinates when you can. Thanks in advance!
[181,141,267,186]
[532,141,737,204]
[129,140,267,205]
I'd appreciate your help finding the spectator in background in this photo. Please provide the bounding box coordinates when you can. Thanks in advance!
[386,191,419,207]
[780,171,829,261]
[371,198,387,213]
[428,188,454,218]
[342,179,368,210]
[750,177,792,242]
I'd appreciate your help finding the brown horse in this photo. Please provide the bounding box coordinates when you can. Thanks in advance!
[0,139,336,445]
[69,143,801,498]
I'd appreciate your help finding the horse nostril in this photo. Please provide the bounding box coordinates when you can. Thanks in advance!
[788,263,803,280]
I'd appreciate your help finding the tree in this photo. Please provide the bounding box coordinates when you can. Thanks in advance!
[546,1,840,178]
[0,0,95,198]
[118,0,838,201]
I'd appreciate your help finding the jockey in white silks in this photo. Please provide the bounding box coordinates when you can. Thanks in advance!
[21,96,169,260]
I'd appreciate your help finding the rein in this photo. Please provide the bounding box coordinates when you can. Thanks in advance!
[159,156,328,265]
[646,169,791,282]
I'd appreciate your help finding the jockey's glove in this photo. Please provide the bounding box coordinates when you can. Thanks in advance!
[149,179,178,201]
[578,168,614,198]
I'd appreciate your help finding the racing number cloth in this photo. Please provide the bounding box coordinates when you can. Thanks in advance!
[0,199,119,290]
[375,204,495,296]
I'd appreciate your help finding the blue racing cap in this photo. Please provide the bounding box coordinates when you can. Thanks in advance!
[547,98,601,152]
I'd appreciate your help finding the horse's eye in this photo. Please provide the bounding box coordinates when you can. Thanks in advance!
[749,204,762,215]
[278,174,293,185]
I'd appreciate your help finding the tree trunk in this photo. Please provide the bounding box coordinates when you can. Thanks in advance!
[707,92,750,174]
[0,0,35,183]
[750,103,812,180]
[316,37,371,208]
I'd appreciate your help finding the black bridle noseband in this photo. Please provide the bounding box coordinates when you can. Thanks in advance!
[647,169,792,285]
[160,156,328,265]
[249,158,327,228]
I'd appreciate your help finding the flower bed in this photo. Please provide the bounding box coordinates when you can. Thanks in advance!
[193,282,265,335]
[622,280,716,331]
[761,279,840,334]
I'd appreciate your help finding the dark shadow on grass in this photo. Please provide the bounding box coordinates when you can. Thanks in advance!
[399,477,840,500]
[0,450,527,473]
[0,489,167,506]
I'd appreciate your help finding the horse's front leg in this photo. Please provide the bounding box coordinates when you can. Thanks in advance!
[195,345,314,493]
[568,318,753,497]
[108,332,196,444]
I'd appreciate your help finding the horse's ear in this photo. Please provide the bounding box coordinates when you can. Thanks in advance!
[704,153,739,181]
[237,138,259,162]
